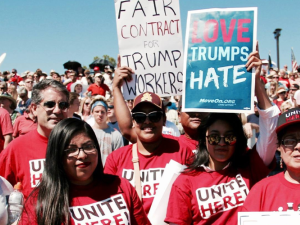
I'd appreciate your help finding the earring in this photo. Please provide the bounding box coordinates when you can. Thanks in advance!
[280,157,283,169]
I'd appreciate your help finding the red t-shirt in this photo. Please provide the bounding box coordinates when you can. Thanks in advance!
[165,149,272,225]
[0,108,13,152]
[0,129,48,198]
[104,135,194,214]
[12,112,37,138]
[242,172,300,212]
[87,83,110,96]
[19,177,151,225]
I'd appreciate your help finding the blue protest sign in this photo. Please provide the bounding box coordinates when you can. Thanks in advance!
[182,8,257,113]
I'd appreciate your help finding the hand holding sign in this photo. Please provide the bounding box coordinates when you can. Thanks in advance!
[246,42,262,80]
[113,55,134,89]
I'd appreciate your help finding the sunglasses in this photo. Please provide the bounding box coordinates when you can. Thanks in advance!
[108,105,114,109]
[84,102,90,106]
[206,134,237,146]
[132,111,163,123]
[26,81,33,84]
[42,101,70,111]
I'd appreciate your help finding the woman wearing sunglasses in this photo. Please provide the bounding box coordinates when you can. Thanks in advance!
[242,108,300,212]
[19,118,150,225]
[165,50,280,224]
[104,90,194,215]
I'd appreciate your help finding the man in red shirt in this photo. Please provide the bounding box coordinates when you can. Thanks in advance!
[66,71,78,92]
[0,79,69,198]
[86,73,111,97]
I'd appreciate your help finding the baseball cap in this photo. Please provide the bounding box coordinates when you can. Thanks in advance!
[131,92,163,112]
[277,87,286,94]
[94,66,100,71]
[276,108,300,133]
[95,73,102,77]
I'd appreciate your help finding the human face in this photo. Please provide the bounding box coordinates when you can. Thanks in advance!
[0,85,6,94]
[273,76,279,83]
[92,105,107,125]
[132,103,164,143]
[32,87,68,138]
[279,125,300,172]
[74,84,82,93]
[63,132,98,185]
[95,76,101,84]
[69,98,80,115]
[25,79,34,91]
[0,98,12,110]
[206,120,236,170]
[107,104,114,118]
[179,112,209,138]
[270,84,276,92]
[83,99,91,113]
[126,99,133,110]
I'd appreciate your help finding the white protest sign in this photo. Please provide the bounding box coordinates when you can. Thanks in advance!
[238,212,300,225]
[115,0,184,99]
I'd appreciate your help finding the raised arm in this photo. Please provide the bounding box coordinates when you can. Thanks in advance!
[246,42,280,166]
[113,55,137,143]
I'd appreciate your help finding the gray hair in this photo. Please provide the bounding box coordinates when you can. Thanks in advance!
[31,79,69,104]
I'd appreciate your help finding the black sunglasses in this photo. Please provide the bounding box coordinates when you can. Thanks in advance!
[206,134,237,146]
[132,111,163,123]
[108,105,114,109]
[42,101,70,111]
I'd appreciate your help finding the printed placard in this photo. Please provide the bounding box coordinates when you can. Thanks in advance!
[196,174,249,219]
[29,159,45,188]
[115,0,184,99]
[69,194,131,225]
[122,168,164,199]
[182,7,257,113]
[238,212,300,225]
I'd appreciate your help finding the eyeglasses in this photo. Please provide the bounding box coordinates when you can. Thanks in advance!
[273,76,279,79]
[206,134,237,146]
[64,144,96,157]
[41,101,70,111]
[0,87,5,90]
[281,138,300,150]
[278,92,286,94]
[127,100,134,103]
[108,105,114,109]
[26,81,33,84]
[132,111,163,123]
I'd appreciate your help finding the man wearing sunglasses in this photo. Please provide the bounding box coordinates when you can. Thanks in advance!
[0,79,69,198]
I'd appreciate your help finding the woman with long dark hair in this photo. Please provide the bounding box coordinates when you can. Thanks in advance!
[19,118,150,225]
[165,48,280,224]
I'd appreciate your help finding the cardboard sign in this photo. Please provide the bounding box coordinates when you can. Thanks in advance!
[238,212,300,225]
[182,8,257,113]
[115,0,184,99]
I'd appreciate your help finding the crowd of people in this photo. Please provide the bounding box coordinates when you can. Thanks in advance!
[0,48,300,225]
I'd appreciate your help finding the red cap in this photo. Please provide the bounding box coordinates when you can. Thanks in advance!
[94,66,100,71]
[132,92,163,112]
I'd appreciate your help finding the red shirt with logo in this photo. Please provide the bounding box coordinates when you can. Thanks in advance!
[19,177,151,225]
[104,135,194,214]
[165,149,272,225]
[87,83,110,96]
[0,129,47,198]
[0,108,13,152]
[242,172,300,212]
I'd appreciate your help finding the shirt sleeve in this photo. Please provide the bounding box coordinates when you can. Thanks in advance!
[165,177,193,225]
[113,131,124,151]
[255,104,280,166]
[0,145,17,191]
[12,117,20,138]
[103,152,118,175]
[1,110,13,136]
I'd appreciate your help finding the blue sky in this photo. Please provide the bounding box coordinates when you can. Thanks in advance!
[0,0,299,74]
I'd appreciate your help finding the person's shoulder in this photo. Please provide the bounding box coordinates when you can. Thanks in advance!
[251,172,281,191]
[0,107,9,116]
